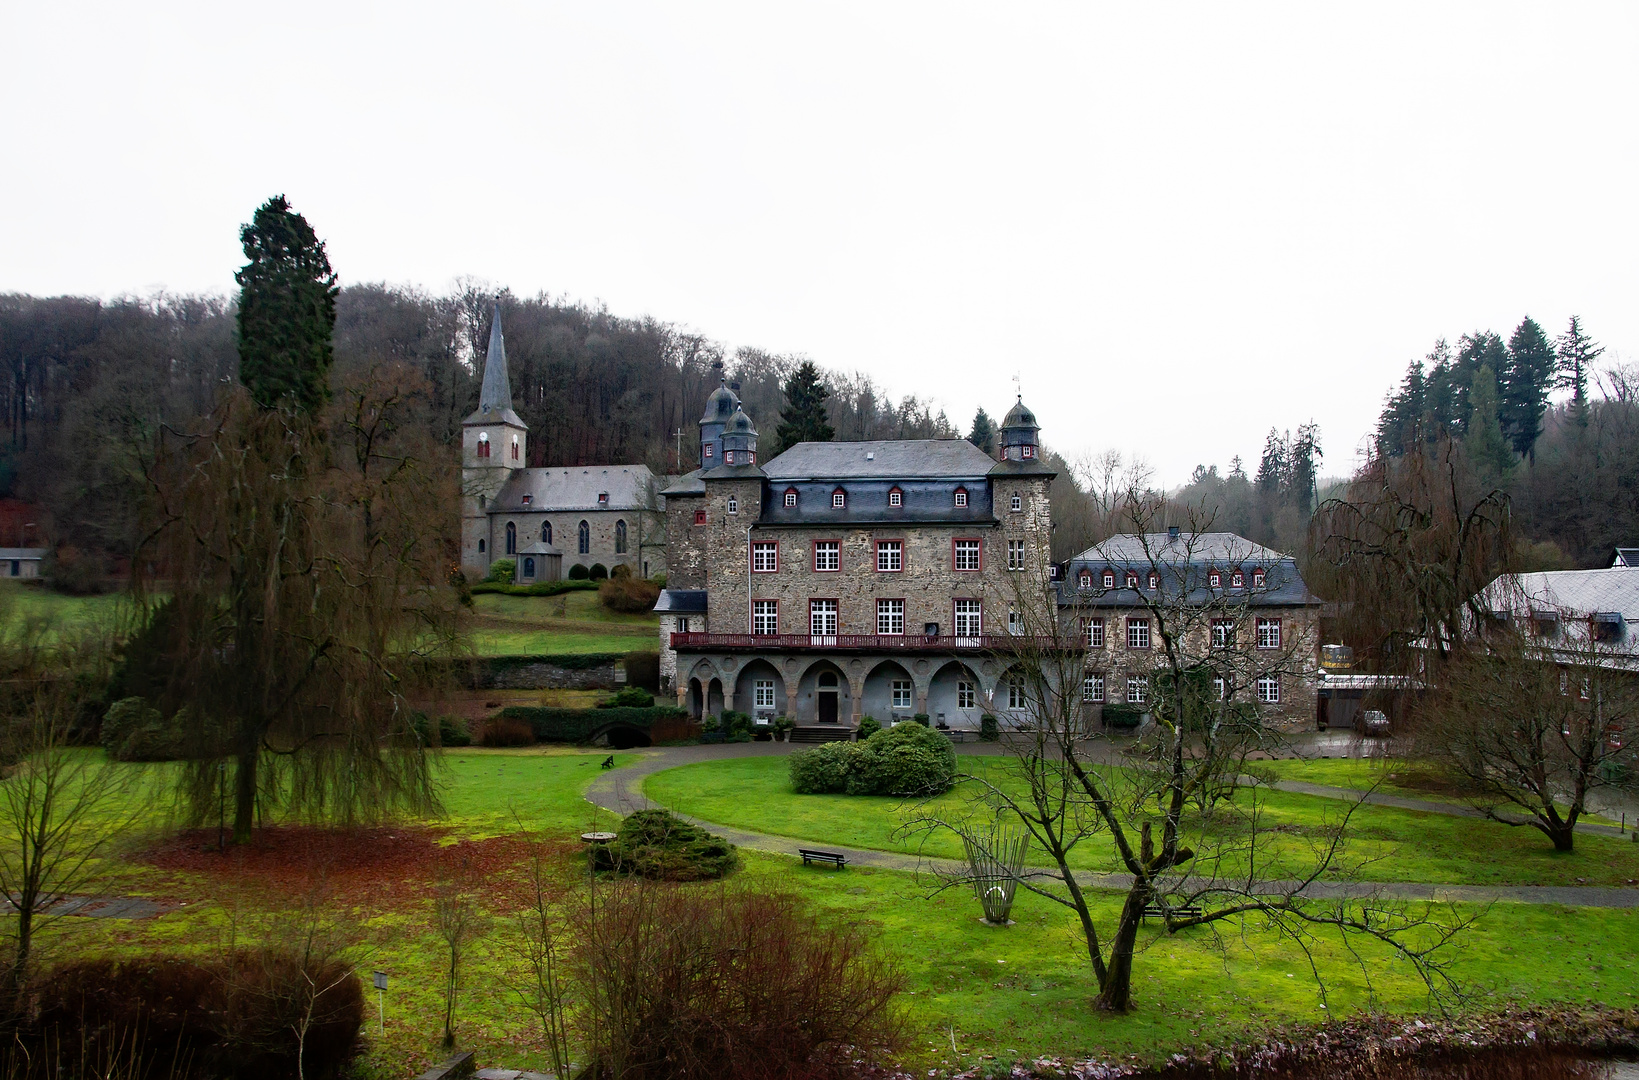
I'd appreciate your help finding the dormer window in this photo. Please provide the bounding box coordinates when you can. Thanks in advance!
[1022,445,1035,459]
[888,487,903,508]
[704,443,714,459]
[954,487,968,508]
[1126,572,1139,589]
[832,488,846,509]
[1079,571,1091,589]
[1103,570,1115,589]
[1209,571,1221,588]
[1232,571,1244,589]
[784,488,798,508]
[1253,569,1266,588]
[598,492,609,507]
[1148,572,1159,590]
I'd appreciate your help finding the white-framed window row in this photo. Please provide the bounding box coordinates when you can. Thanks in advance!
[877,598,905,636]
[957,680,976,709]
[1211,618,1235,649]
[1085,616,1105,648]
[752,600,778,636]
[892,679,913,711]
[954,538,981,571]
[751,541,778,573]
[1082,673,1105,704]
[810,598,839,639]
[954,599,982,640]
[1257,617,1281,650]
[754,679,776,711]
[1007,539,1026,570]
[1257,674,1280,704]
[876,540,903,572]
[1127,617,1151,649]
[813,540,840,572]
[1126,675,1149,704]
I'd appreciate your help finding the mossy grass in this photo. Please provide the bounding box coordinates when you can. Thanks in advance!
[468,590,657,656]
[642,754,1639,887]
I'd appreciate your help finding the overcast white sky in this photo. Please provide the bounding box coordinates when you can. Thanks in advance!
[3,3,1635,485]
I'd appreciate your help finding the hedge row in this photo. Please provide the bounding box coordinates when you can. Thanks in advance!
[498,704,688,743]
[470,579,601,597]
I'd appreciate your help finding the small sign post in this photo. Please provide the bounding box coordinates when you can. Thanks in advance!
[372,971,388,1034]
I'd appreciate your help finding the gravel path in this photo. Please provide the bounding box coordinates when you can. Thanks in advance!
[584,742,1639,908]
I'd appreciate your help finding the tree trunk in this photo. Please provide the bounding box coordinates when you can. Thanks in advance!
[1095,890,1147,1012]
[1546,822,1575,852]
[233,749,257,845]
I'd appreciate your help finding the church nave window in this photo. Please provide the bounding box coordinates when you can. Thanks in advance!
[505,521,517,555]
[615,520,627,554]
[578,520,590,555]
[542,521,552,545]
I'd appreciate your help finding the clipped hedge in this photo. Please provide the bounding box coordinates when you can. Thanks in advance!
[1102,704,1144,729]
[498,704,687,743]
[789,722,956,796]
[590,809,738,880]
[469,579,600,597]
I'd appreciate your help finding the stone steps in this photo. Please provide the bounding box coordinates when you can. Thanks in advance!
[789,726,854,744]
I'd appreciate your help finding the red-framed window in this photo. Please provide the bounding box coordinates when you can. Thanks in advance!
[953,538,982,571]
[783,487,798,508]
[876,540,903,572]
[1125,571,1139,589]
[1257,617,1281,649]
[1147,571,1159,590]
[1127,617,1151,649]
[751,540,779,573]
[1208,570,1221,589]
[1211,618,1235,648]
[1085,617,1105,648]
[692,510,707,526]
[1007,539,1026,570]
[1253,568,1266,588]
[1082,674,1105,703]
[888,486,903,508]
[1257,675,1280,703]
[704,442,714,459]
[1078,571,1092,589]
[1231,570,1244,588]
[751,599,778,635]
[511,436,520,460]
[832,487,846,508]
[876,598,905,635]
[476,433,491,458]
[954,486,968,508]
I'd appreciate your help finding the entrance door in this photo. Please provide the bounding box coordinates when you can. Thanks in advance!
[817,671,839,723]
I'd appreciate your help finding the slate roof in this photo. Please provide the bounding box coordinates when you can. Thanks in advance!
[1476,567,1639,657]
[1614,548,1639,568]
[490,466,657,513]
[660,469,706,497]
[654,589,708,614]
[763,439,997,480]
[464,304,525,428]
[699,463,766,481]
[1059,531,1317,608]
[516,541,563,556]
[0,548,46,560]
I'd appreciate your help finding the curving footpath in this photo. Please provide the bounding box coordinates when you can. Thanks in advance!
[583,742,1639,909]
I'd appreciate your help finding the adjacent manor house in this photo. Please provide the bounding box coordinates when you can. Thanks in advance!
[654,381,1326,734]
[1057,532,1324,733]
[460,306,665,583]
[655,384,1056,732]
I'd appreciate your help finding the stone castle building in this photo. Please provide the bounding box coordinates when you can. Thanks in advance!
[460,307,664,582]
[655,384,1056,731]
[654,384,1324,734]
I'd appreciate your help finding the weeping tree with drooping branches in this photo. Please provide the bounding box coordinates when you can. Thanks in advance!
[133,196,464,843]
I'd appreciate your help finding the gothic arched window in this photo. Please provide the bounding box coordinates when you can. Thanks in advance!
[615,520,627,554]
[505,521,517,555]
[476,432,490,459]
[511,435,520,461]
[522,557,535,578]
[542,521,552,545]
[578,520,590,555]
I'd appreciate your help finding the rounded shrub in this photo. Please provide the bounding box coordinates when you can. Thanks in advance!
[484,558,516,583]
[591,809,738,880]
[600,687,655,709]
[789,742,859,794]
[856,715,882,739]
[980,714,999,741]
[568,563,591,580]
[589,562,609,580]
[790,724,954,797]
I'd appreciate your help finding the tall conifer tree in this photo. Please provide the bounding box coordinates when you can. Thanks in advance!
[235,195,338,414]
[1500,317,1556,461]
[1463,364,1513,483]
[967,408,996,455]
[773,361,835,452]
[1556,316,1602,427]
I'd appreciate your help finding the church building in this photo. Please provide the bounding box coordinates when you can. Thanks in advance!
[460,306,665,582]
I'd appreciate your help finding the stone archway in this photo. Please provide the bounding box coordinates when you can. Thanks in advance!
[927,660,986,730]
[860,659,917,724]
[795,660,851,726]
[732,659,787,720]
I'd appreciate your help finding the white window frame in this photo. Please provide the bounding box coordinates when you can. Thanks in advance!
[832,489,846,508]
[954,539,981,571]
[1007,539,1026,570]
[813,540,840,572]
[1082,674,1104,703]
[676,617,691,635]
[888,489,903,507]
[1127,617,1151,649]
[1212,619,1234,649]
[876,540,903,573]
[810,599,838,638]
[1010,493,1022,512]
[1257,617,1281,650]
[891,680,913,710]
[957,680,976,709]
[954,489,968,508]
[1085,617,1104,648]
[784,489,798,508]
[1127,675,1149,704]
[754,679,775,710]
[1007,676,1027,710]
[727,495,738,514]
[877,598,905,636]
[954,599,982,638]
[1257,675,1280,703]
[1103,570,1115,589]
[1008,610,1023,635]
[751,541,778,573]
[1253,569,1267,588]
[752,600,778,636]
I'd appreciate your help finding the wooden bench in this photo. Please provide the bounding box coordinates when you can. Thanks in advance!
[1141,903,1203,924]
[600,755,615,769]
[798,848,847,870]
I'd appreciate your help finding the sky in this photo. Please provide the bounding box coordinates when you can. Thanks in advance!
[2,3,1635,486]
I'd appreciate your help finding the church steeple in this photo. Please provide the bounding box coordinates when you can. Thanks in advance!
[478,304,514,416]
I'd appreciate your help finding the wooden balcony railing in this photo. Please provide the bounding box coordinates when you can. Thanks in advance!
[668,632,1061,653]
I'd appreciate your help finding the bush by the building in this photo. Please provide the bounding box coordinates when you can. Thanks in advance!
[497,704,687,744]
[589,562,609,580]
[483,558,516,583]
[600,686,655,709]
[789,722,956,796]
[568,563,591,580]
[598,575,660,613]
[479,717,535,747]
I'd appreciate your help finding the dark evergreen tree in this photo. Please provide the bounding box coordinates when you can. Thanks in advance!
[1500,317,1557,461]
[1375,361,1426,455]
[1288,422,1322,516]
[1463,364,1513,483]
[234,195,338,414]
[773,360,834,452]
[1453,330,1507,440]
[1556,315,1602,426]
[1421,339,1460,437]
[967,408,996,455]
[1255,428,1287,494]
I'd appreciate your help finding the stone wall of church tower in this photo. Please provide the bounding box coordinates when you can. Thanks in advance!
[461,421,527,578]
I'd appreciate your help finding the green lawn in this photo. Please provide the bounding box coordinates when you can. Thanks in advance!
[22,746,1639,1078]
[468,590,657,656]
[0,580,142,643]
[642,755,1639,887]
